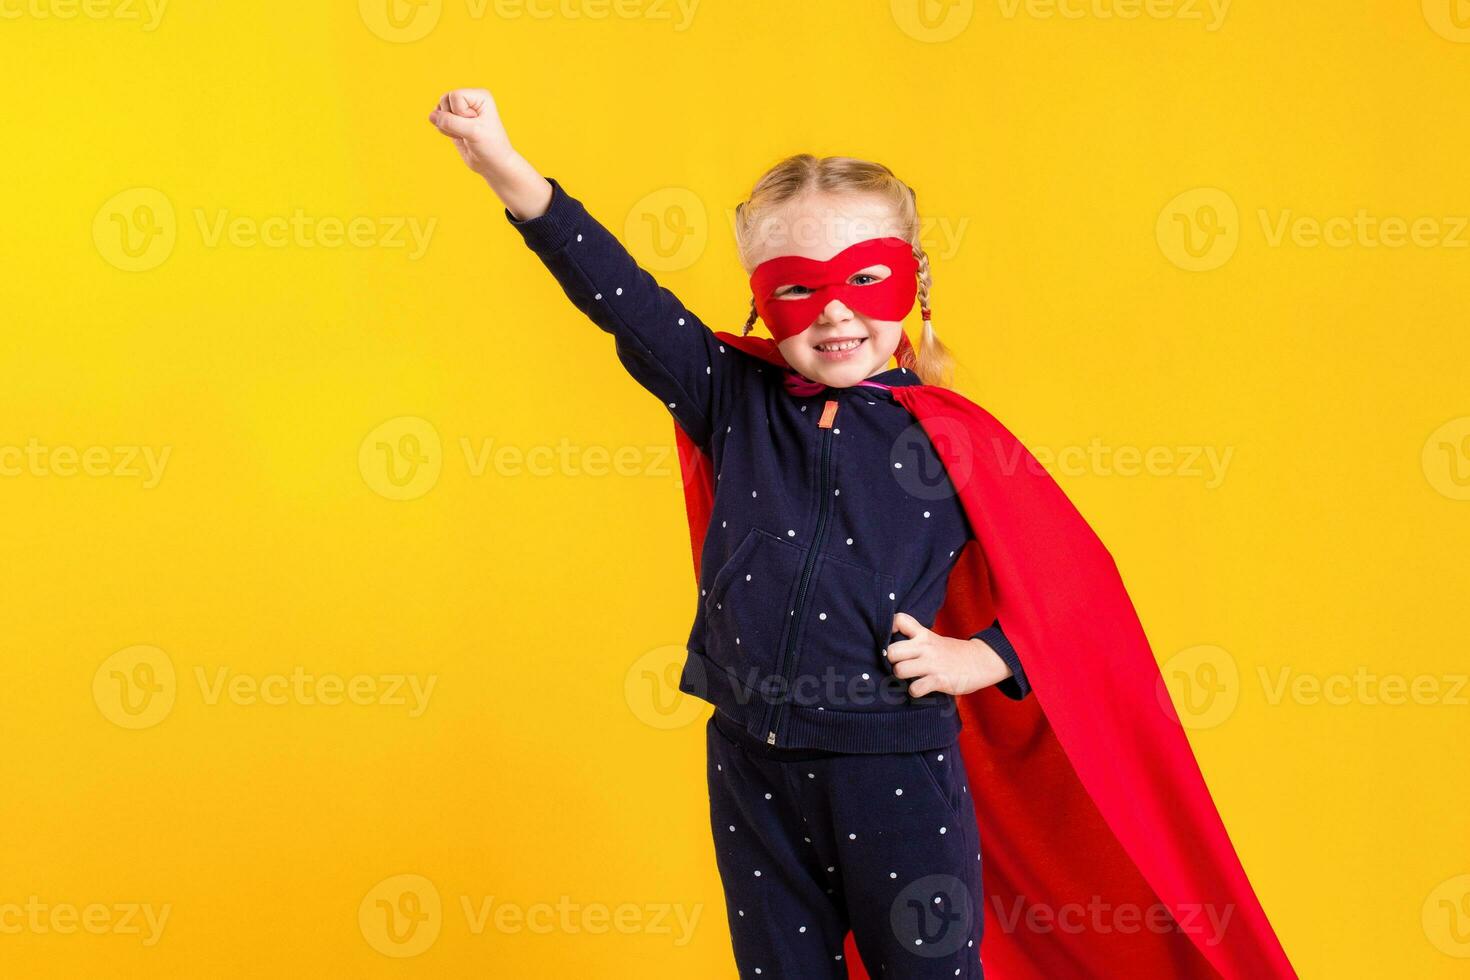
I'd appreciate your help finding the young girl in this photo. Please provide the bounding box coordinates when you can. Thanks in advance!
[430,87,1022,978]
[428,88,1297,980]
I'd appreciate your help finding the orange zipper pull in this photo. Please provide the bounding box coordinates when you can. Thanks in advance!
[817,399,839,429]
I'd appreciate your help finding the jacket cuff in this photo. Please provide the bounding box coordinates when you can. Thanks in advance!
[972,619,1031,701]
[503,176,582,253]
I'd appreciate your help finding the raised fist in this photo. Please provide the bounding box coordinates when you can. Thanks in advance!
[428,88,514,176]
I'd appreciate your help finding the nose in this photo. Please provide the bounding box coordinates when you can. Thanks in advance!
[817,297,854,325]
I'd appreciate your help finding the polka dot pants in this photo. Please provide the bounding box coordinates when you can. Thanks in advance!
[706,711,984,979]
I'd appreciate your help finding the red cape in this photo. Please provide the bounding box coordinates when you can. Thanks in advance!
[674,332,1296,980]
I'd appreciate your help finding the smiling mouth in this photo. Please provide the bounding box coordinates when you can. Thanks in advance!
[814,338,866,353]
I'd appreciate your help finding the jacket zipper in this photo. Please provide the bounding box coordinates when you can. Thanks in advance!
[762,397,840,745]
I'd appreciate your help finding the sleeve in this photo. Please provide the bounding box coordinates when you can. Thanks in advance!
[502,176,758,447]
[972,618,1032,701]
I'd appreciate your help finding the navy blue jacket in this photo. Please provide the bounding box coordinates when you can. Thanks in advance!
[506,178,1030,753]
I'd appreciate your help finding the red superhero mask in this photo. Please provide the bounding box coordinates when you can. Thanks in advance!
[749,237,919,342]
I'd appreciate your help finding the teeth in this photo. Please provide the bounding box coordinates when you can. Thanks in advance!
[817,339,863,352]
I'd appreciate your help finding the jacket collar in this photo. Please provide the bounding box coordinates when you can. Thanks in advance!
[779,363,925,397]
[864,364,923,388]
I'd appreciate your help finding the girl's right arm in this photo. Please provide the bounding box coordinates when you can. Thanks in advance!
[429,88,757,447]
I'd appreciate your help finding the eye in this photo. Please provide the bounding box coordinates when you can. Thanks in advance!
[774,284,813,299]
[849,264,892,286]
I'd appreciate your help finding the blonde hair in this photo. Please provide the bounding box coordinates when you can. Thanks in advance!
[733,154,955,388]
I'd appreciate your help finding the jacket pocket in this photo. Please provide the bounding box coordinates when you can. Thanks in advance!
[703,528,805,689]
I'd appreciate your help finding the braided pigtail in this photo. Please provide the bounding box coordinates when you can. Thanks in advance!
[910,242,955,388]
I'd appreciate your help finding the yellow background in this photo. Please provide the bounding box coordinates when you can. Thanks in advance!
[2,1,1467,976]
